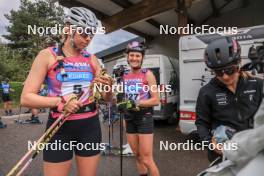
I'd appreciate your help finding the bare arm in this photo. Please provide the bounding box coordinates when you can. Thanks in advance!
[137,70,160,107]
[21,49,61,108]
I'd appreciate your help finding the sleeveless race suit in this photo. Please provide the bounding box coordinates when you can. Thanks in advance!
[46,47,97,120]
[123,68,150,102]
[43,47,101,162]
[123,68,154,134]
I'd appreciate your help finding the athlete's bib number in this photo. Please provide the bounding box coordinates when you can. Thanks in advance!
[73,85,82,94]
[127,93,139,101]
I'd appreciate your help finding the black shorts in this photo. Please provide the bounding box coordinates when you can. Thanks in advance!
[2,94,11,102]
[43,114,102,163]
[125,112,154,134]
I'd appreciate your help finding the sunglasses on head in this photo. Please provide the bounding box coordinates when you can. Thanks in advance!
[214,65,239,77]
[76,27,94,39]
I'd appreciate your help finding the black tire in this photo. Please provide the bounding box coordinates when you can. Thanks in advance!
[188,131,200,143]
[167,111,179,125]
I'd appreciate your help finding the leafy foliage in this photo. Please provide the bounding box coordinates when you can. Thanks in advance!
[3,0,64,59]
[0,45,31,81]
[0,0,65,82]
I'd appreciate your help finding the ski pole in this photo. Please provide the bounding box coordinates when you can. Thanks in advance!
[7,92,85,176]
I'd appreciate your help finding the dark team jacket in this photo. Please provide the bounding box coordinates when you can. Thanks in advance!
[195,75,263,142]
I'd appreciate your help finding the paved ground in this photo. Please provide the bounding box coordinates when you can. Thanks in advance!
[0,109,209,176]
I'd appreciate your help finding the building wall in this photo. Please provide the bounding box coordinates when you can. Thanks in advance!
[104,59,118,74]
[147,35,180,59]
[102,52,125,74]
[103,35,180,74]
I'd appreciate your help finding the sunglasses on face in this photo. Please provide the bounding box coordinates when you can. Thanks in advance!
[76,28,94,39]
[214,65,239,77]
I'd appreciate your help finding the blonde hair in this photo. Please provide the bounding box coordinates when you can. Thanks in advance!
[240,70,252,79]
[240,70,264,80]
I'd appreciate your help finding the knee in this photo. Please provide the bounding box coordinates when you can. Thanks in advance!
[135,153,148,165]
[141,156,153,167]
[135,152,142,162]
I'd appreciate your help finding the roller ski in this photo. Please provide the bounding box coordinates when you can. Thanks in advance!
[102,143,133,156]
[15,116,43,124]
[101,143,120,156]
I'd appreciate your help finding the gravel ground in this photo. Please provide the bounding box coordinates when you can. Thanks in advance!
[0,110,209,176]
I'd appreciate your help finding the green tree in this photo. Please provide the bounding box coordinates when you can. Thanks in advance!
[0,0,64,82]
[3,0,64,59]
[0,45,32,81]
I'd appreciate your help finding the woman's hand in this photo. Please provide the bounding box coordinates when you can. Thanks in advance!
[62,94,83,114]
[93,75,113,87]
[91,55,114,102]
[211,137,223,155]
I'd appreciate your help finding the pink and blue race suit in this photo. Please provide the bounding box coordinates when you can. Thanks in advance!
[123,68,150,102]
[46,47,97,120]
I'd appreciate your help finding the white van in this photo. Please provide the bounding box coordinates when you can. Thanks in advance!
[114,55,179,123]
[179,25,264,135]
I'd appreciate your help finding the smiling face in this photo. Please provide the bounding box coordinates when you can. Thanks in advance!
[127,51,144,70]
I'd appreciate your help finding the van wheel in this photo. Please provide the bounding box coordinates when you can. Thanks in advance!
[167,112,179,124]
[188,131,200,143]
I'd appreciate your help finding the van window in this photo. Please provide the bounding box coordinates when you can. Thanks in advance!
[148,68,160,85]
